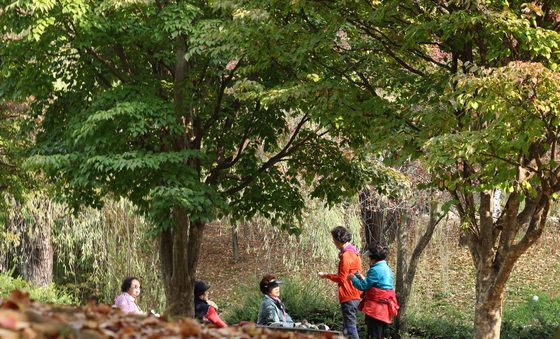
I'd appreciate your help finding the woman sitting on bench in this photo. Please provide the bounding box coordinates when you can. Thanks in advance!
[194,280,227,328]
[256,274,294,327]
[113,276,144,315]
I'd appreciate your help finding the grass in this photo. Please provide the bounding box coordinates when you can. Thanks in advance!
[502,290,560,339]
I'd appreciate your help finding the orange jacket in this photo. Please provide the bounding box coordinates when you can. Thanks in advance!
[325,245,362,303]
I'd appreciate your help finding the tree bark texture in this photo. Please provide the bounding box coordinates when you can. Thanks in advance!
[457,188,551,339]
[360,188,384,246]
[394,213,409,337]
[158,32,206,317]
[160,207,205,317]
[473,263,505,339]
[5,198,54,286]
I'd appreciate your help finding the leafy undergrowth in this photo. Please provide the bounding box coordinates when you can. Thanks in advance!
[0,290,343,338]
[0,273,75,305]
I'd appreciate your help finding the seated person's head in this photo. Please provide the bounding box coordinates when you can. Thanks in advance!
[259,274,283,298]
[194,280,211,300]
[365,243,388,263]
[121,276,141,298]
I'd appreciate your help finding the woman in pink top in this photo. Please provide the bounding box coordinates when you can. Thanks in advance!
[113,276,144,315]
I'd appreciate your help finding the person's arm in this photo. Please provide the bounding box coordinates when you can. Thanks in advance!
[351,275,370,291]
[207,300,219,310]
[323,273,341,283]
[320,253,352,284]
[352,266,381,291]
[284,311,294,326]
[206,306,227,328]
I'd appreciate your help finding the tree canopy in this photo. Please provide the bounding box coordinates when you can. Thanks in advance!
[2,0,560,336]
[0,0,386,315]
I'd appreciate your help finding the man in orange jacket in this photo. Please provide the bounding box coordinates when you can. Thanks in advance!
[319,226,362,339]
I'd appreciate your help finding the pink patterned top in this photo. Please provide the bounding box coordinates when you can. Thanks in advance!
[113,292,143,315]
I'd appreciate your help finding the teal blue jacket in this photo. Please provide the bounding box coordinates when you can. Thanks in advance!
[351,260,393,291]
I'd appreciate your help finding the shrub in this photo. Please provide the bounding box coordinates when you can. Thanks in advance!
[0,272,75,305]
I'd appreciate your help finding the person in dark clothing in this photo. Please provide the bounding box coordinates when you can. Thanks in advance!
[194,280,227,327]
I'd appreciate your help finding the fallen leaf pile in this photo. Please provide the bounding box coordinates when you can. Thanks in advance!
[0,290,342,338]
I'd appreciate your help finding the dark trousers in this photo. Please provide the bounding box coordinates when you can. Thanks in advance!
[365,315,387,339]
[340,299,360,339]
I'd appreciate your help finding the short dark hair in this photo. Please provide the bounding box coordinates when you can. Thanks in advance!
[259,274,279,294]
[331,226,352,243]
[366,243,388,261]
[121,276,139,293]
[194,280,211,298]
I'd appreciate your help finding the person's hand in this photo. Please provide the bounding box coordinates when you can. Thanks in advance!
[318,272,328,278]
[347,273,355,281]
[207,300,218,309]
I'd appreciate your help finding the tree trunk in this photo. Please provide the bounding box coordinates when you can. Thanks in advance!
[159,30,203,317]
[394,212,410,338]
[8,197,54,286]
[231,219,239,263]
[360,188,385,246]
[22,226,53,286]
[473,263,505,339]
[385,208,399,244]
[462,189,551,339]
[160,207,205,317]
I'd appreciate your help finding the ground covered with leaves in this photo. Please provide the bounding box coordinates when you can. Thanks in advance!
[0,290,342,338]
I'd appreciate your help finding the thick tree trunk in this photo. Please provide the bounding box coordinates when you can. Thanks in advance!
[7,198,54,286]
[462,189,551,339]
[159,30,203,317]
[472,249,507,339]
[360,188,385,246]
[473,278,504,339]
[160,207,205,317]
[394,213,410,337]
[22,227,53,286]
[385,208,399,244]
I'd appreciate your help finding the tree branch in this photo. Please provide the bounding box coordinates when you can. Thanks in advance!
[225,114,312,195]
[405,204,445,288]
[86,47,129,84]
